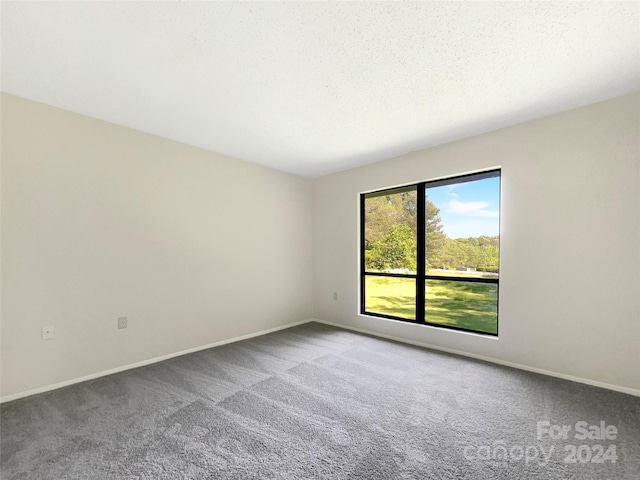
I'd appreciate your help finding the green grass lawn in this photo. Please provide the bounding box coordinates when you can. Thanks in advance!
[364,276,498,334]
[364,277,417,320]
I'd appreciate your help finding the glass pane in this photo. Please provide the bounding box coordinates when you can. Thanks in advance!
[425,280,498,334]
[364,188,417,274]
[365,276,416,320]
[425,176,500,279]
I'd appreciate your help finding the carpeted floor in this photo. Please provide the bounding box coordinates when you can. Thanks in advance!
[1,322,639,479]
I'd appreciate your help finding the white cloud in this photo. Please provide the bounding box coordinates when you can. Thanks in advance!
[449,199,498,217]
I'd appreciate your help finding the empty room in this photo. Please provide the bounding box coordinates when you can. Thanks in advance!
[1,2,639,479]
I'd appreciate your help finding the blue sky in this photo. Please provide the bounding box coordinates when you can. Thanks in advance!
[426,177,500,239]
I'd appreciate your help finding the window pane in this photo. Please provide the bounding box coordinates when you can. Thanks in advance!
[360,170,499,335]
[364,189,417,274]
[364,275,416,320]
[425,177,500,278]
[425,280,497,334]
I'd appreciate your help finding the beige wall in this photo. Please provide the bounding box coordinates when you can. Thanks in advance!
[312,93,640,393]
[1,94,313,398]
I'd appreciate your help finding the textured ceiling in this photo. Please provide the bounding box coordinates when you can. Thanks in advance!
[2,2,639,178]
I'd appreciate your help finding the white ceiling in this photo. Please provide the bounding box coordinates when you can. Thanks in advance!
[2,2,639,178]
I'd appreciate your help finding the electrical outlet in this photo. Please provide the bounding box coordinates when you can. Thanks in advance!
[42,325,55,340]
[333,292,338,301]
[118,316,128,329]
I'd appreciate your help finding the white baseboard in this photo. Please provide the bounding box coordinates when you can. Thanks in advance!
[5,317,637,403]
[0,318,314,404]
[311,318,640,398]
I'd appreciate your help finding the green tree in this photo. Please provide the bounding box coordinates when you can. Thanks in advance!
[365,192,416,245]
[364,190,446,272]
[478,244,499,272]
[366,224,416,271]
[425,198,446,269]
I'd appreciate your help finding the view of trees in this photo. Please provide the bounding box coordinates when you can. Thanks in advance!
[364,190,499,274]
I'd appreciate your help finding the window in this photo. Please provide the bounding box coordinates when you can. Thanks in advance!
[360,170,500,335]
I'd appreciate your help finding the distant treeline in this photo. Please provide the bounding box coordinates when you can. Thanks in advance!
[431,235,499,273]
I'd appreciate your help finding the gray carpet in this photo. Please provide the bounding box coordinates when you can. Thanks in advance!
[1,322,639,479]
